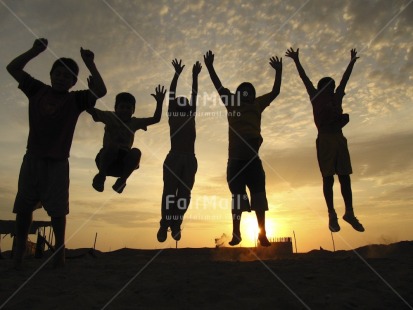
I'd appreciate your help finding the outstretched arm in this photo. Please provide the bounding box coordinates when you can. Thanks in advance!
[190,61,202,114]
[145,85,166,126]
[285,47,315,95]
[169,59,185,112]
[336,48,359,95]
[80,47,107,98]
[6,38,48,83]
[203,50,225,94]
[256,56,283,110]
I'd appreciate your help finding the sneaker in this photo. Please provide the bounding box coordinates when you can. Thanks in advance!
[157,226,168,242]
[258,234,271,247]
[92,173,105,192]
[329,212,340,232]
[228,233,242,246]
[343,213,365,232]
[112,178,126,194]
[171,228,181,241]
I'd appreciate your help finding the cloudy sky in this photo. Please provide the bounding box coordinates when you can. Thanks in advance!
[0,0,412,252]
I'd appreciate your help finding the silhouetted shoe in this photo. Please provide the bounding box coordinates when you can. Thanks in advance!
[171,227,181,241]
[92,173,105,192]
[229,233,242,246]
[112,178,126,194]
[157,226,168,242]
[329,212,340,232]
[343,213,365,232]
[258,234,271,247]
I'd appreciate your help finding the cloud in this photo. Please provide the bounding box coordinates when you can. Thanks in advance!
[1,0,412,250]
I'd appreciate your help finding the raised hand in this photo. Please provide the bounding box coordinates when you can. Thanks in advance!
[32,38,48,54]
[193,61,202,76]
[151,84,167,103]
[269,56,282,70]
[350,48,359,62]
[203,50,214,67]
[285,47,299,61]
[80,47,95,66]
[172,59,185,75]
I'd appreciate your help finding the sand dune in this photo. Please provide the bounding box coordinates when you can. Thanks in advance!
[1,241,412,309]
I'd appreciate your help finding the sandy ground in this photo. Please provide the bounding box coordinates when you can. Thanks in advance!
[1,241,412,310]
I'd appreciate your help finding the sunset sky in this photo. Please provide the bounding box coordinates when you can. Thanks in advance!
[0,0,412,253]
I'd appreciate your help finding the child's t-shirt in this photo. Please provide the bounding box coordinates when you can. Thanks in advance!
[89,108,151,150]
[218,87,273,160]
[307,86,346,133]
[18,73,96,159]
[168,111,196,154]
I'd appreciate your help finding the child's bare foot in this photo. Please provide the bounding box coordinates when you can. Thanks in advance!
[258,234,271,247]
[229,233,242,246]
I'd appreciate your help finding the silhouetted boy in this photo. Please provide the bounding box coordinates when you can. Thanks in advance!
[88,86,166,193]
[6,38,107,268]
[204,50,282,247]
[157,59,201,242]
[285,47,364,233]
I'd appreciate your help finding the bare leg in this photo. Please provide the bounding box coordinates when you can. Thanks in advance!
[229,211,242,246]
[338,175,353,213]
[323,176,335,213]
[323,176,340,232]
[93,147,118,192]
[255,210,271,247]
[113,148,141,193]
[339,175,364,231]
[51,216,66,268]
[14,212,33,269]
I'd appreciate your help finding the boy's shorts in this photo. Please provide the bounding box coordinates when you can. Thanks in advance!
[227,157,268,212]
[95,148,140,177]
[316,132,353,177]
[13,154,69,217]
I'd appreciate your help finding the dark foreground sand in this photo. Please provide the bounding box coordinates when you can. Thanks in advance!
[1,241,412,310]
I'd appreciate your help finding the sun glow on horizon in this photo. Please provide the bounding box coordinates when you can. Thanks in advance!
[240,215,278,247]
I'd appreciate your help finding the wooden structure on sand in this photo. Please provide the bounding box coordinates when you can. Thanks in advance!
[258,237,293,254]
[0,220,54,258]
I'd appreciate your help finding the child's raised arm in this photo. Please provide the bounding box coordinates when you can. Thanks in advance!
[285,47,315,95]
[6,38,48,83]
[255,56,283,111]
[80,47,107,99]
[190,61,202,114]
[146,84,166,125]
[203,50,225,96]
[169,59,185,112]
[336,48,359,95]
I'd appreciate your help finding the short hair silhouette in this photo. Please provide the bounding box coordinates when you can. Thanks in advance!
[50,58,79,84]
[317,77,335,93]
[236,82,256,102]
[115,92,136,111]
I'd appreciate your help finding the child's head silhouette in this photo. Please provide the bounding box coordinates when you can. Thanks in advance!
[115,92,136,121]
[236,82,256,104]
[50,58,79,91]
[317,77,335,94]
